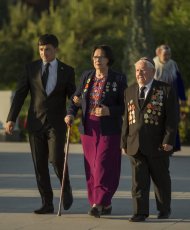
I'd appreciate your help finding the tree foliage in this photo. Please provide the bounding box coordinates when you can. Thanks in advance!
[123,0,154,84]
[1,0,129,85]
[151,0,190,87]
[1,0,190,88]
[0,0,9,29]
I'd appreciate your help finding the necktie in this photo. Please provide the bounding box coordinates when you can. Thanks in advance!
[139,86,146,108]
[42,63,50,89]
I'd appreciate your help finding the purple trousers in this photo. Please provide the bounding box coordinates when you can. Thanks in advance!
[81,115,121,206]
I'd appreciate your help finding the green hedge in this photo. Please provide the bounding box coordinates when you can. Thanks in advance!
[18,105,190,145]
[18,113,81,143]
[179,105,190,145]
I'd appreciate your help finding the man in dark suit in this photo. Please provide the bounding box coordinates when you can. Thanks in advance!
[121,57,178,222]
[5,34,76,214]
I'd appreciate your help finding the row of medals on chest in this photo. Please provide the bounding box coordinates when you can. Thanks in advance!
[128,92,164,125]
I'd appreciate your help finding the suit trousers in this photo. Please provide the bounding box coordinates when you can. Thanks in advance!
[129,152,171,216]
[29,120,69,205]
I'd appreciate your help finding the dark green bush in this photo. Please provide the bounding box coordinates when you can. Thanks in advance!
[70,116,81,143]
[179,105,190,145]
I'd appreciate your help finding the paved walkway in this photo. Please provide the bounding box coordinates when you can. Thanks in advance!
[0,143,190,230]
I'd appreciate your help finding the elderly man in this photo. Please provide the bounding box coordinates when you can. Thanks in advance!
[121,57,178,222]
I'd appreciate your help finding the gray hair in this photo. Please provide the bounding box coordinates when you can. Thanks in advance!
[135,57,155,69]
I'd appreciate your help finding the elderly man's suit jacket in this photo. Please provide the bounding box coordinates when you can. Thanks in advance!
[67,69,127,135]
[121,80,178,157]
[7,59,76,132]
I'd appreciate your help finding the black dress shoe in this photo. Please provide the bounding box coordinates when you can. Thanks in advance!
[129,214,147,222]
[158,210,171,219]
[63,185,73,210]
[34,204,54,214]
[101,206,112,215]
[88,207,101,218]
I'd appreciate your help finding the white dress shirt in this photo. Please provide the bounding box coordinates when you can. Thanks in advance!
[42,59,58,95]
[139,79,153,99]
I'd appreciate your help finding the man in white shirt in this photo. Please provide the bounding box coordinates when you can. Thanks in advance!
[5,34,76,214]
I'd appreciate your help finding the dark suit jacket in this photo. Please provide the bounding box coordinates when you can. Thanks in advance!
[67,69,127,135]
[121,80,178,156]
[7,59,76,132]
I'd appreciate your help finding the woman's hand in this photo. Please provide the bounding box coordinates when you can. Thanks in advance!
[64,115,74,126]
[73,96,81,107]
[94,105,110,117]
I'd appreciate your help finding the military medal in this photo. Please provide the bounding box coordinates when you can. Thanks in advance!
[87,78,91,83]
[112,82,117,91]
[144,114,149,119]
[128,100,136,125]
[144,88,164,125]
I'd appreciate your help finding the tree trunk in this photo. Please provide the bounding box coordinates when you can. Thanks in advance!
[123,0,154,84]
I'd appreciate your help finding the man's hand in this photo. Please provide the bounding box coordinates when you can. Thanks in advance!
[94,105,110,117]
[5,121,15,135]
[162,144,173,152]
[64,115,74,126]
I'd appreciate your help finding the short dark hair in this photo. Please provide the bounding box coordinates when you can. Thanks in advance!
[38,34,59,48]
[91,44,114,66]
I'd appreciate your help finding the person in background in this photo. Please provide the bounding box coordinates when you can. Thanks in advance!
[121,57,178,222]
[5,34,76,214]
[154,44,186,151]
[65,44,127,217]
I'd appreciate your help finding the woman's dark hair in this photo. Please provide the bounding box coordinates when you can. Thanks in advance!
[38,34,59,48]
[91,44,114,66]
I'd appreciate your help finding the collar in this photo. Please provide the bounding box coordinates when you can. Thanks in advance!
[139,79,153,91]
[42,58,57,67]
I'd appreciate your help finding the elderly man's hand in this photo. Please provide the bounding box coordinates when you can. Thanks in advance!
[122,148,127,154]
[162,144,173,152]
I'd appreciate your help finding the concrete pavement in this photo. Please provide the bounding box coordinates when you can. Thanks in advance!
[0,143,190,230]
